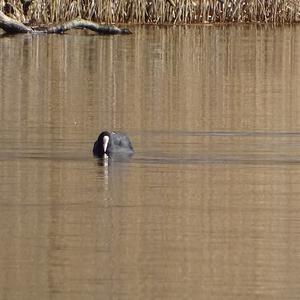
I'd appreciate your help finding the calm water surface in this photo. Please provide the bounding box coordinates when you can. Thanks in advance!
[0,25,300,299]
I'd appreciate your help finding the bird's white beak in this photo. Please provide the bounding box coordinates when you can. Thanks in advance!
[103,135,109,153]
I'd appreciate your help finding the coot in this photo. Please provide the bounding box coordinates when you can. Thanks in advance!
[93,131,134,158]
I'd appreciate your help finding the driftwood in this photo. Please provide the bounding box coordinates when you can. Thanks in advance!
[46,19,131,35]
[0,11,131,35]
[0,11,32,33]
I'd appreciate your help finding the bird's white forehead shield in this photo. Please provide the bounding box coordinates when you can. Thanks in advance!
[103,135,109,153]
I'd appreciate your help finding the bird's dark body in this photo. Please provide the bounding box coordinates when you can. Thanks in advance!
[93,131,134,158]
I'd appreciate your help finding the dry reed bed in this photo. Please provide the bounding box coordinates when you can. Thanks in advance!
[2,0,300,24]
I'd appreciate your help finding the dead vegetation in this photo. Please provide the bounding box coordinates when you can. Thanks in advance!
[1,0,300,25]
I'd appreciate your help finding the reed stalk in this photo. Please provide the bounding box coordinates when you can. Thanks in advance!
[2,0,300,24]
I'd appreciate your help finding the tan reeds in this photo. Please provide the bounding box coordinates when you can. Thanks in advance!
[3,0,300,24]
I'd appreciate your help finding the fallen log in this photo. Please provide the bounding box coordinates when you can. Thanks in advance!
[0,11,131,35]
[0,11,32,33]
[46,19,131,35]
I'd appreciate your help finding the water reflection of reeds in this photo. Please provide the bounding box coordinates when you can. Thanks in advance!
[3,0,300,24]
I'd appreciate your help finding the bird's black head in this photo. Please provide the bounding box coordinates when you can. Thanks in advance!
[93,131,110,157]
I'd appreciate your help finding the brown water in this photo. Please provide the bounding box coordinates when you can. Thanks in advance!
[0,25,300,299]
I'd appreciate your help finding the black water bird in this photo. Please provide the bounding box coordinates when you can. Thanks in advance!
[93,131,134,158]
